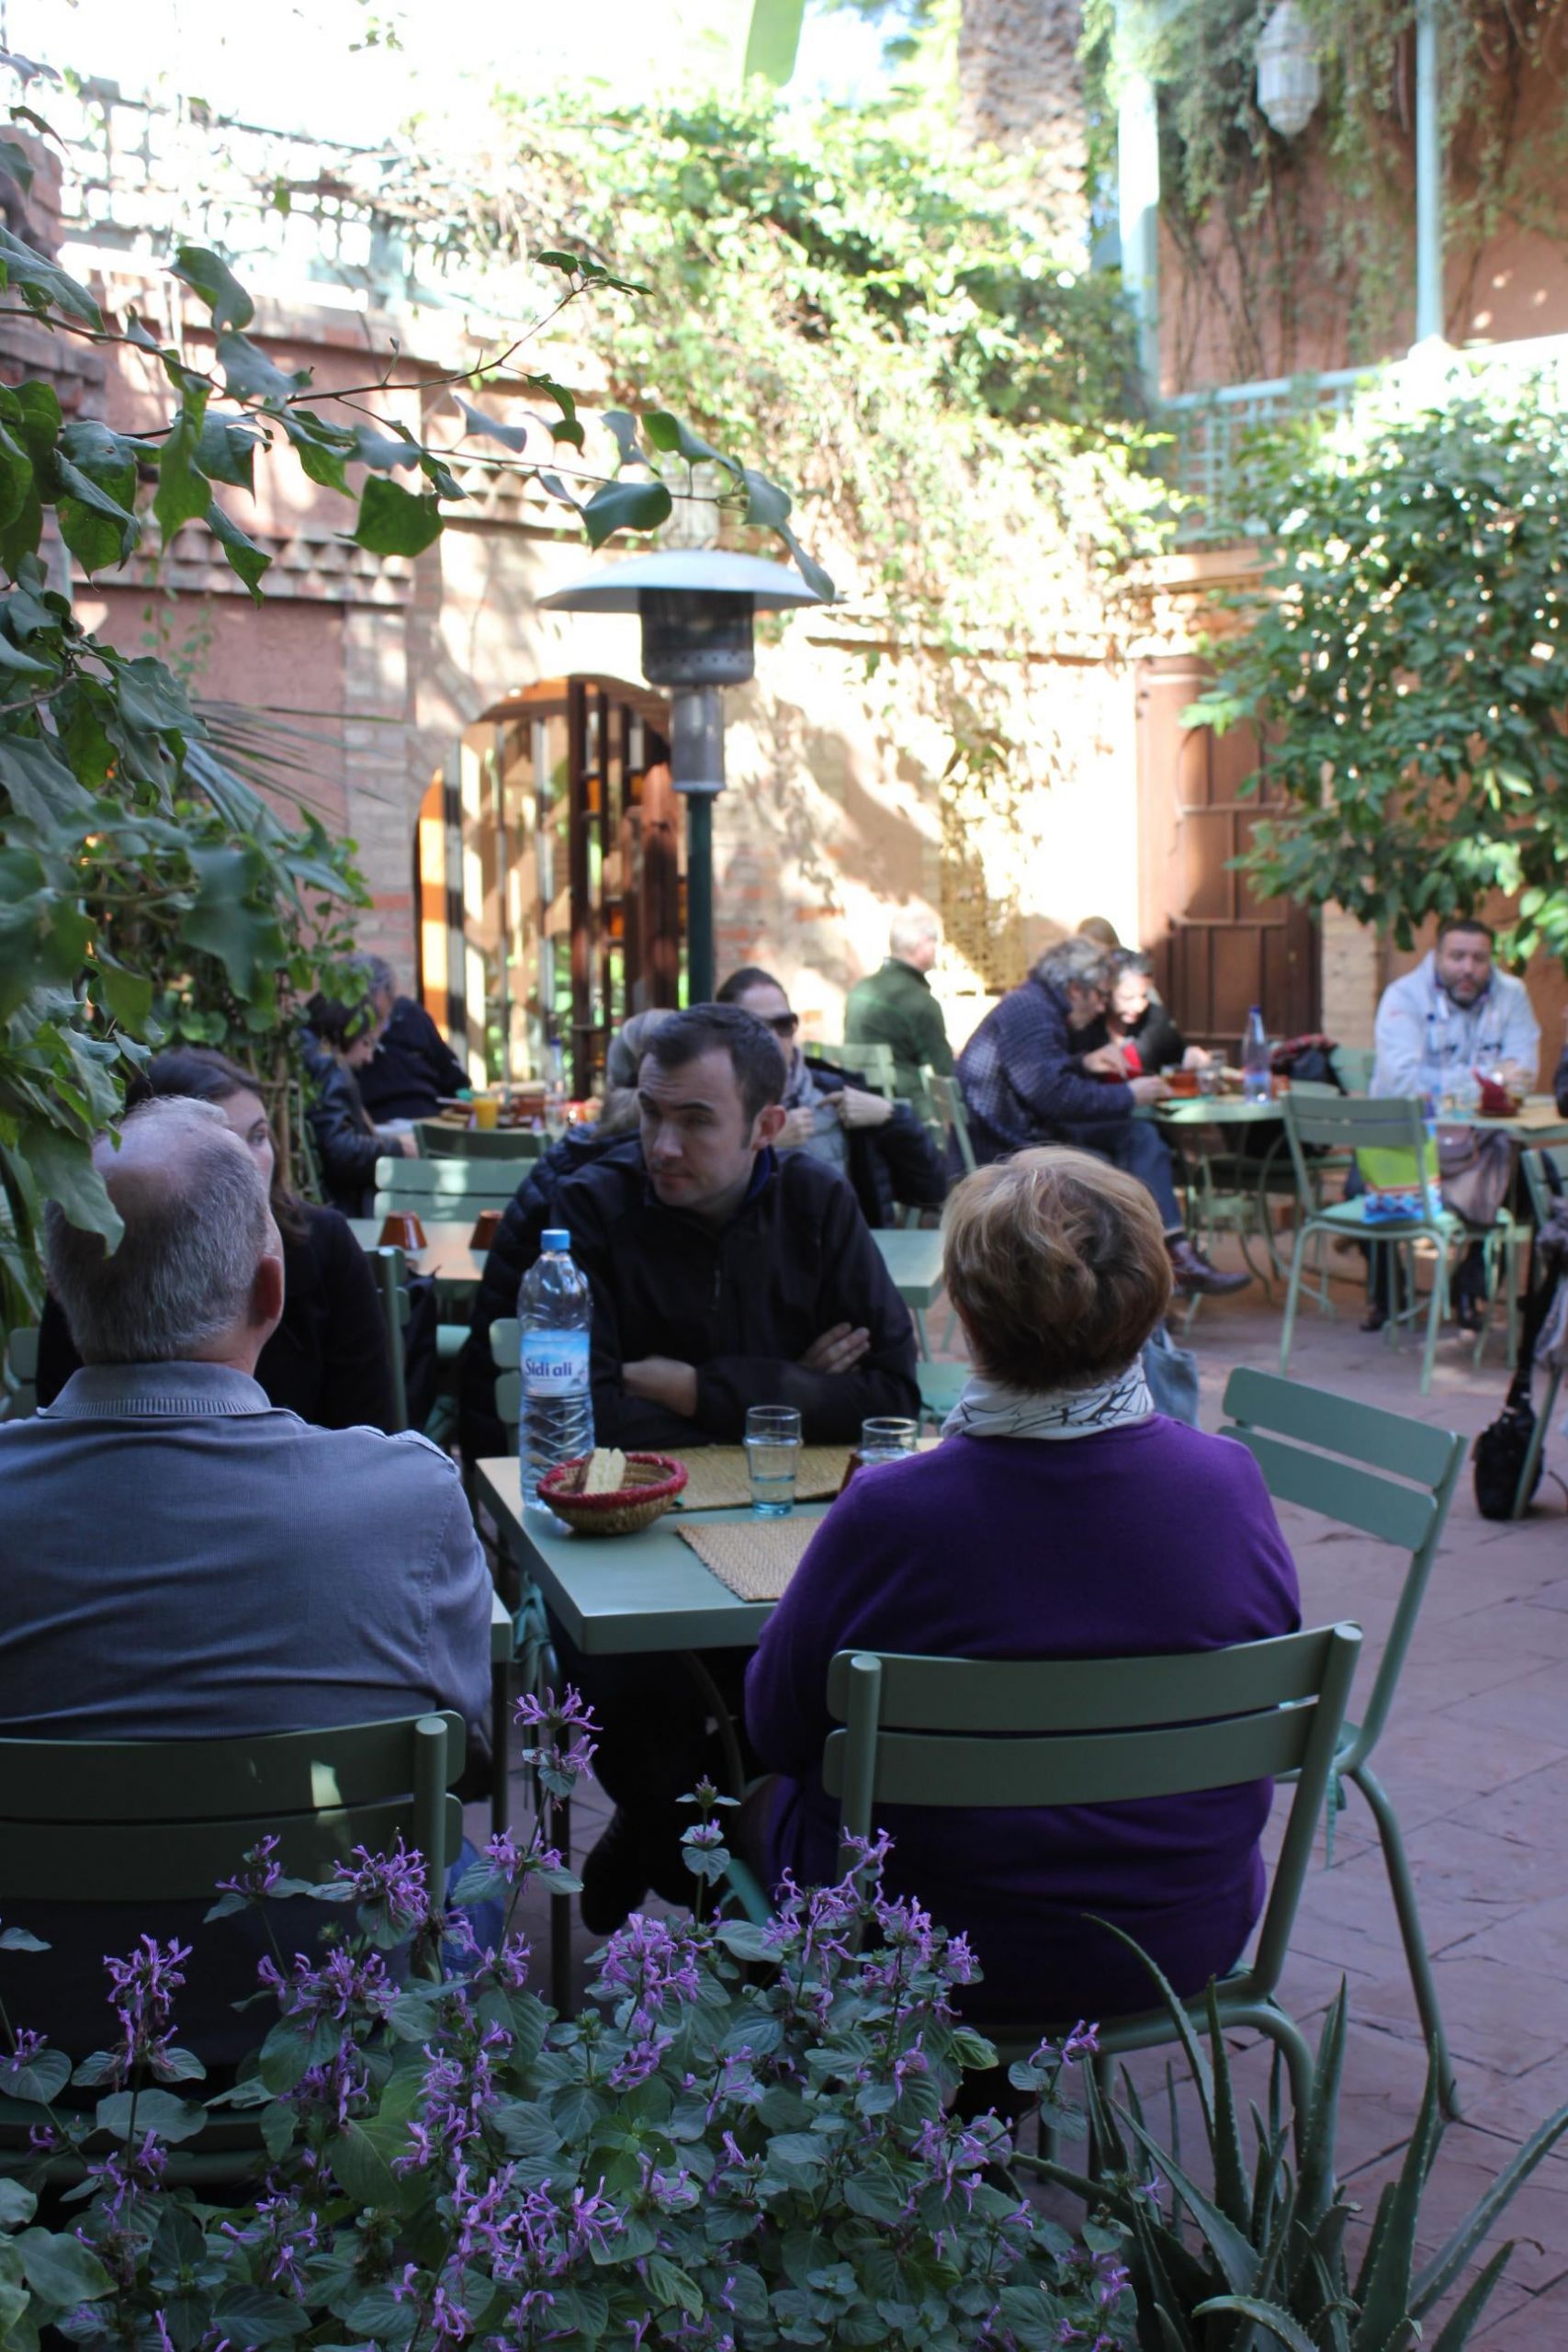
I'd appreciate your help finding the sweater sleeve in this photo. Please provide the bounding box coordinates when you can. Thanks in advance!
[692,1179,920,1442]
[1371,983,1426,1099]
[1499,980,1542,1086]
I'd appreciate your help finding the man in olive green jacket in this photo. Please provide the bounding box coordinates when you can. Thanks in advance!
[844,910,954,1102]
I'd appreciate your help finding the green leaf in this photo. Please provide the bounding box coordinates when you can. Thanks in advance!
[195,413,263,492]
[0,2180,35,2231]
[15,2229,114,2306]
[326,2121,400,2209]
[643,411,739,475]
[215,331,312,407]
[208,503,271,602]
[96,958,153,1032]
[453,394,530,455]
[0,141,33,194]
[741,466,792,530]
[0,225,100,328]
[154,406,214,541]
[94,2088,207,2143]
[0,734,96,826]
[351,476,444,557]
[172,244,255,333]
[212,2285,310,2346]
[776,521,836,603]
[1410,2088,1568,2315]
[0,2047,69,2103]
[178,842,285,995]
[0,1927,49,1951]
[1193,2298,1320,2352]
[280,410,354,494]
[582,477,671,548]
[601,409,648,469]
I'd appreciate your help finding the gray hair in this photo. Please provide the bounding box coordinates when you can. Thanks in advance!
[355,953,397,1001]
[1034,936,1113,997]
[889,907,940,957]
[605,1008,676,1093]
[46,1097,272,1365]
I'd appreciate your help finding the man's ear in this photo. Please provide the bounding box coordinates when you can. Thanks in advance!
[753,1102,787,1148]
[251,1247,286,1330]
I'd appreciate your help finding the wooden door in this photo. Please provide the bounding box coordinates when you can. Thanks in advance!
[1135,656,1317,1052]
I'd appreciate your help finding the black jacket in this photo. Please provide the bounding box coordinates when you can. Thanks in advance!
[458,1126,634,1462]
[38,1204,399,1433]
[308,1061,385,1216]
[465,1136,919,1457]
[359,996,468,1123]
[801,1054,949,1227]
[1077,1001,1188,1075]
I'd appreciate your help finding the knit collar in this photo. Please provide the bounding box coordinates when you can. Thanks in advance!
[40,1362,276,1419]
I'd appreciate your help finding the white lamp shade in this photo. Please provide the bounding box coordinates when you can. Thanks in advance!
[1257,0,1321,139]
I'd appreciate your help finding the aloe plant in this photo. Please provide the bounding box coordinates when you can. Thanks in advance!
[1012,1947,1568,2352]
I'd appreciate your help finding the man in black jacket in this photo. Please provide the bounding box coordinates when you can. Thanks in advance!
[357,956,468,1123]
[539,1003,919,1930]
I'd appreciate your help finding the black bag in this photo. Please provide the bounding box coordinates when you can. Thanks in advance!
[1473,1227,1567,1520]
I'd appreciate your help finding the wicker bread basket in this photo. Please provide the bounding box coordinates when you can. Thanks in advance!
[536,1453,688,1536]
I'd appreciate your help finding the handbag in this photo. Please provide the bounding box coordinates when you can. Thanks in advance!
[1472,1209,1568,1519]
[1142,1320,1200,1427]
[1436,1125,1516,1228]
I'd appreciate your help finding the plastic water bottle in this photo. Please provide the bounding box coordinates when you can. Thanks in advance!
[1241,1006,1272,1102]
[518,1229,594,1510]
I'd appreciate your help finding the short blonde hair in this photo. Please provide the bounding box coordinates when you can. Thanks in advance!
[942,1148,1171,1388]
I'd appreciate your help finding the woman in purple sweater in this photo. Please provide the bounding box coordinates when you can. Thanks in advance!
[744,1147,1301,2025]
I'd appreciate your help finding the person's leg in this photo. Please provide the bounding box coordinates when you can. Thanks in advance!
[1105,1118,1253,1298]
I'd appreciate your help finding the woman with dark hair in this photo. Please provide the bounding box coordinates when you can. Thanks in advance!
[37,1047,399,1432]
[305,993,417,1216]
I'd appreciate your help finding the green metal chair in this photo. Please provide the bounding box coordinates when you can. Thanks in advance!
[814,1039,897,1098]
[1279,1093,1521,1395]
[927,1071,976,1175]
[1330,1045,1376,1094]
[824,1624,1360,2128]
[1222,1366,1465,2113]
[417,1121,548,1163]
[368,1243,412,1431]
[490,1314,522,1453]
[373,1155,530,1219]
[2,1324,38,1420]
[0,1710,464,2180]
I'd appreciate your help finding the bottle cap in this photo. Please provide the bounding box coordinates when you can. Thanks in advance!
[541,1227,570,1251]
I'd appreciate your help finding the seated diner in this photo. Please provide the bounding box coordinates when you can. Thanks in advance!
[744,1145,1302,2025]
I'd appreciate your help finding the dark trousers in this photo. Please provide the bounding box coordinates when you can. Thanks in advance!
[1059,1115,1185,1236]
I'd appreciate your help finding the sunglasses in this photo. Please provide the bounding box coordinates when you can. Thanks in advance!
[763,1012,800,1037]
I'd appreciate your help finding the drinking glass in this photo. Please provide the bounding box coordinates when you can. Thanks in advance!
[473,1095,500,1131]
[1199,1051,1225,1098]
[745,1406,802,1517]
[859,1416,919,1464]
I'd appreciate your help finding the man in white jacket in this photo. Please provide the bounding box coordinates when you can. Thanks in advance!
[1371,918,1540,1102]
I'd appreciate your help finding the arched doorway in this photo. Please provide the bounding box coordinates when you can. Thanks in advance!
[415,676,679,1096]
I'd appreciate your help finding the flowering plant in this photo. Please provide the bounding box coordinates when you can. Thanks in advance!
[0,1693,1131,2352]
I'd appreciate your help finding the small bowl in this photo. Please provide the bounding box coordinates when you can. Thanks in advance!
[378,1212,427,1250]
[537,1453,688,1537]
[470,1208,502,1249]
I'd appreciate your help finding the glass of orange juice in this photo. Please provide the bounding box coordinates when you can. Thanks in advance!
[473,1096,500,1131]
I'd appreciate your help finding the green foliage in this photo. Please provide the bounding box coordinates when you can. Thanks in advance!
[0,162,826,1318]
[1183,375,1568,959]
[1082,0,1568,384]
[1021,1965,1568,2349]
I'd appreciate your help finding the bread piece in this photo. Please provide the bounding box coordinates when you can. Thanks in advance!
[582,1445,628,1495]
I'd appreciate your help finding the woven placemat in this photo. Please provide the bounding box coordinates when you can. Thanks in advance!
[677,1515,818,1600]
[671,1445,851,1510]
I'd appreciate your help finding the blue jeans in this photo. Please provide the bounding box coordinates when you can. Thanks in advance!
[1058,1115,1185,1237]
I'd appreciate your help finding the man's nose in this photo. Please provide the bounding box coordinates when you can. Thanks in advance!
[649,1122,682,1160]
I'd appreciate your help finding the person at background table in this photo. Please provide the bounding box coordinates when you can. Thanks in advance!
[305,990,418,1216]
[1371,917,1539,1103]
[548,1001,919,1933]
[36,1047,398,1433]
[956,936,1249,1298]
[457,1009,674,1462]
[745,1147,1300,2030]
[0,1096,492,2060]
[843,908,954,1104]
[356,953,469,1123]
[715,967,947,1229]
[1084,948,1209,1079]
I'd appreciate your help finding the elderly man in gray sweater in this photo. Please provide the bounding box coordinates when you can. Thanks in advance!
[0,1095,492,2053]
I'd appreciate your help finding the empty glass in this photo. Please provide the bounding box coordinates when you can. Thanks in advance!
[745,1406,802,1516]
[859,1416,919,1464]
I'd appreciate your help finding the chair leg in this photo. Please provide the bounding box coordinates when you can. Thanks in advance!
[1420,1246,1446,1395]
[1248,2006,1316,2144]
[1349,1761,1461,2118]
[1515,1369,1562,1517]
[1280,1227,1309,1375]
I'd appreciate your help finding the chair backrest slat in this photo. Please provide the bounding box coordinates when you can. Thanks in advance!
[374,1158,529,1216]
[815,1040,897,1096]
[418,1123,547,1163]
[823,1708,1327,1810]
[1223,1366,1457,1486]
[824,1627,1337,1730]
[1225,1430,1438,1551]
[0,1793,465,1902]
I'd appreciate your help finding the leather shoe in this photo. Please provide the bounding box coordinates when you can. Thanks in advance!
[1167,1238,1252,1297]
[579,1806,649,1936]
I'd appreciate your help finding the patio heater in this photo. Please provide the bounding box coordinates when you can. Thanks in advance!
[538,548,824,1005]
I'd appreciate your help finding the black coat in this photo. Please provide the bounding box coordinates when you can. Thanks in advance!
[801,1054,949,1227]
[462,1136,919,1458]
[359,997,468,1123]
[38,1204,399,1433]
[458,1126,635,1462]
[1077,1001,1189,1075]
[307,1060,385,1216]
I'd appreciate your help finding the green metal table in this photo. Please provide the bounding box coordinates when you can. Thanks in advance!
[478,1455,829,2007]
